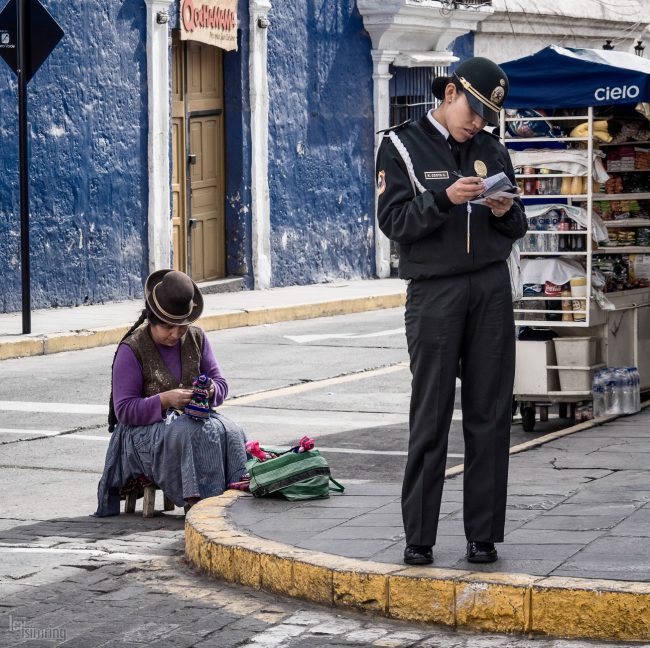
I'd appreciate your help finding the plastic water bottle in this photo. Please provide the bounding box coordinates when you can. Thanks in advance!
[628,367,641,412]
[622,369,634,414]
[601,368,613,415]
[615,368,627,415]
[608,368,621,415]
[592,371,604,417]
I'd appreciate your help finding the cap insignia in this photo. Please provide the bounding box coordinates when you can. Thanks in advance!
[490,86,505,105]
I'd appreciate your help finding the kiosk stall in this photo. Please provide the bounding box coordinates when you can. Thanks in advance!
[499,46,650,430]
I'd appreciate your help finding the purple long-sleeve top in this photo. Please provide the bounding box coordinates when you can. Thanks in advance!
[112,333,228,426]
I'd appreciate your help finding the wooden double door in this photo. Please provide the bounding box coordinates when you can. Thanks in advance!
[172,33,226,282]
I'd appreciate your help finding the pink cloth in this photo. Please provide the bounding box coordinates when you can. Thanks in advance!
[113,333,228,426]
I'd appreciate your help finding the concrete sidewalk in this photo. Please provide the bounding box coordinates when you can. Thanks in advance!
[186,406,650,642]
[0,278,406,360]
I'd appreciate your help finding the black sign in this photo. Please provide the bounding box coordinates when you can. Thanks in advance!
[0,0,64,334]
[0,0,63,81]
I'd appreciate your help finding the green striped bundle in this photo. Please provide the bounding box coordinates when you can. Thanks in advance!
[246,448,344,501]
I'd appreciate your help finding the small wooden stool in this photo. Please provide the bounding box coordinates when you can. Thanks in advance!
[124,484,175,518]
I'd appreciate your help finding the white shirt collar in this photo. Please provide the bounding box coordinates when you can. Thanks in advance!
[427,110,450,140]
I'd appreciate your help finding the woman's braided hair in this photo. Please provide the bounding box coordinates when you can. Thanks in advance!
[107,306,164,432]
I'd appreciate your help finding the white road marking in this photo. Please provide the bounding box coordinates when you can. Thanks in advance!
[224,411,408,428]
[0,430,465,458]
[0,428,63,436]
[0,405,463,441]
[285,328,404,344]
[0,363,411,415]
[0,544,157,561]
[318,447,464,458]
[0,401,108,414]
[226,363,410,406]
[61,434,109,441]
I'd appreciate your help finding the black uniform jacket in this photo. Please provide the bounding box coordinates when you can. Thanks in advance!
[376,115,528,280]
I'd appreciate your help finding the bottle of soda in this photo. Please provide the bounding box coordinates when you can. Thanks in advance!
[573,220,585,252]
[558,210,571,252]
[544,281,562,321]
[524,167,536,196]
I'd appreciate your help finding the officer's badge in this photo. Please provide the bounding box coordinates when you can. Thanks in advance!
[490,86,505,105]
[474,160,488,178]
[377,170,386,196]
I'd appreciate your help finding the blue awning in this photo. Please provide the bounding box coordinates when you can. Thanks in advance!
[500,45,650,109]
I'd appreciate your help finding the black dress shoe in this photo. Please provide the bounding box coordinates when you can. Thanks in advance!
[466,541,498,563]
[403,544,433,565]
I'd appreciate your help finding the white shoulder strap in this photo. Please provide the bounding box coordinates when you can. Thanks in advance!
[388,131,427,196]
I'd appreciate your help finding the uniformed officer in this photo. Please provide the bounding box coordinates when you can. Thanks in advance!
[376,57,527,565]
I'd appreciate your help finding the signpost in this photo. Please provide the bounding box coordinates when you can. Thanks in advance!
[0,0,63,334]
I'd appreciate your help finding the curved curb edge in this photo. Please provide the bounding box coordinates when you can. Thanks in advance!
[185,492,650,642]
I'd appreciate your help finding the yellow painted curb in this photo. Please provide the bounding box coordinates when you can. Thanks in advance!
[185,494,650,642]
[0,293,406,360]
[0,337,44,361]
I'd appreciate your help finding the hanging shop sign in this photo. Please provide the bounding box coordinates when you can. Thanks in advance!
[180,0,238,51]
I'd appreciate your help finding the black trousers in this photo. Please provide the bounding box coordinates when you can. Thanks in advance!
[402,261,515,546]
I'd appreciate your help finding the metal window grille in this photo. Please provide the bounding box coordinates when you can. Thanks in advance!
[444,0,492,6]
[389,65,446,126]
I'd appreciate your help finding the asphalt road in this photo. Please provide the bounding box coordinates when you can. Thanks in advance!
[1,308,614,648]
[0,308,569,486]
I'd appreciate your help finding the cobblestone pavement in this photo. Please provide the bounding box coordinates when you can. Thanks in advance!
[0,514,643,648]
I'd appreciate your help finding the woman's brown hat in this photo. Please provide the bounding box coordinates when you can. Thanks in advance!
[144,269,204,326]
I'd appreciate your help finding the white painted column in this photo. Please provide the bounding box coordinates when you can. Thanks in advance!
[145,0,173,272]
[249,0,272,289]
[372,50,397,279]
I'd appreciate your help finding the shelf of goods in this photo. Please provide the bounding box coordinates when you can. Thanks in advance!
[501,109,595,328]
[498,45,650,411]
[501,110,650,391]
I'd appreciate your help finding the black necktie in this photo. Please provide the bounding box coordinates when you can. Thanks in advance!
[448,136,461,168]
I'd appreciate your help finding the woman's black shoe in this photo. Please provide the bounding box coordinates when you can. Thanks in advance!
[403,544,433,565]
[466,541,498,563]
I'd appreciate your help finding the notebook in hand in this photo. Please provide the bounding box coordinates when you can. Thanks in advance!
[470,172,518,205]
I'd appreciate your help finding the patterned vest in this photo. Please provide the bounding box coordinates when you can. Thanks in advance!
[123,325,203,397]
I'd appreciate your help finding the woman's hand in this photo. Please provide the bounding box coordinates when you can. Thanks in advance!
[159,388,194,410]
[446,177,485,205]
[484,195,514,217]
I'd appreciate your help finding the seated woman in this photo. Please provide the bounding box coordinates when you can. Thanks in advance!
[95,269,247,516]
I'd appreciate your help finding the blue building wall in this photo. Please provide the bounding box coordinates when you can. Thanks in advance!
[223,4,253,287]
[450,32,475,69]
[0,0,473,313]
[0,0,149,312]
[266,1,375,286]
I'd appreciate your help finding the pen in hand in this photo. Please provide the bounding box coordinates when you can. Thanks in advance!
[452,171,483,185]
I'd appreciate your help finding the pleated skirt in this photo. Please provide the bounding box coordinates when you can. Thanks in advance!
[95,411,247,517]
